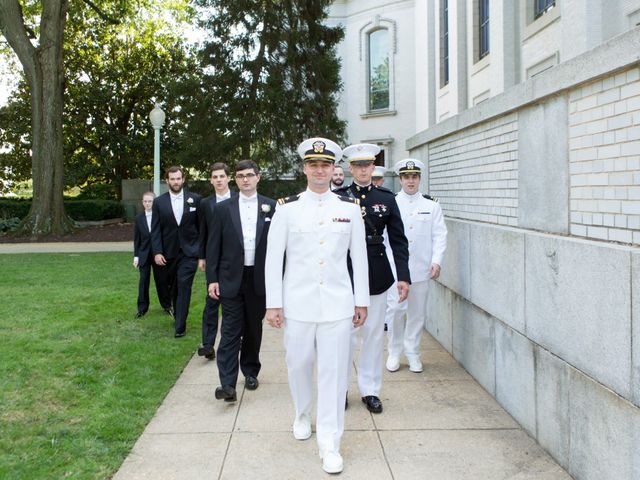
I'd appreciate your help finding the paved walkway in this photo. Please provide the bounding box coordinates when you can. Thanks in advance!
[113,328,572,480]
[0,241,132,254]
[1,243,572,479]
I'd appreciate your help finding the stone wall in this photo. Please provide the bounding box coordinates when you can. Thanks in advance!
[428,112,518,226]
[408,28,640,480]
[569,67,640,244]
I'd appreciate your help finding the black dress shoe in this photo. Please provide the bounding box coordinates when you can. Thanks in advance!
[362,395,383,413]
[164,307,174,317]
[197,344,215,359]
[245,376,259,390]
[134,311,146,318]
[174,332,186,338]
[215,385,237,402]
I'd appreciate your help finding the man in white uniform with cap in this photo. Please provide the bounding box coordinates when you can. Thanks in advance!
[386,159,447,373]
[371,166,386,187]
[265,137,369,474]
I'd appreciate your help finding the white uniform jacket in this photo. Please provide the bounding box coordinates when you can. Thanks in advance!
[395,190,447,283]
[265,189,370,322]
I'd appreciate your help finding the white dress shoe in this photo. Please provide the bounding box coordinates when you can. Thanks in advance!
[386,355,400,372]
[293,414,311,440]
[320,450,343,474]
[408,357,423,373]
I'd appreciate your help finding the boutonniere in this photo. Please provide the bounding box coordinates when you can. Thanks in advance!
[186,197,194,205]
[261,204,271,214]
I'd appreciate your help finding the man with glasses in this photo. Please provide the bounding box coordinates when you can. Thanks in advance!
[334,144,410,414]
[206,160,276,401]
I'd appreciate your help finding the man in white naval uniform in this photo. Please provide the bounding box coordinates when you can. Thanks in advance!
[265,137,369,475]
[386,159,447,373]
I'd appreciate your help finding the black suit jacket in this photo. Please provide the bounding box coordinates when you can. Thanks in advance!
[151,191,201,259]
[198,191,238,259]
[334,183,410,295]
[205,194,276,297]
[133,212,153,267]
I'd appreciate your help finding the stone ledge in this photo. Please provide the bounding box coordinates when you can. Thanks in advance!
[408,27,640,150]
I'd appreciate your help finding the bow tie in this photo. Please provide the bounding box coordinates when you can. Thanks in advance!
[240,197,255,203]
[172,195,183,201]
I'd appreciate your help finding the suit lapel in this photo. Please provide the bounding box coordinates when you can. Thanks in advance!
[255,195,265,243]
[229,196,244,248]
[164,194,179,227]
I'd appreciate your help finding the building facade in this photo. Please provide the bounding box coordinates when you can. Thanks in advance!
[332,2,640,480]
[327,0,416,187]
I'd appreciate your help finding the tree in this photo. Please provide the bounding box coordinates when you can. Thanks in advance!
[0,1,196,234]
[0,0,73,235]
[61,2,199,198]
[195,0,346,176]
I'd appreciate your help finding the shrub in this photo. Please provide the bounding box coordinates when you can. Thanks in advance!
[0,199,123,222]
[64,200,123,221]
[0,199,31,219]
[77,183,119,200]
[0,217,21,233]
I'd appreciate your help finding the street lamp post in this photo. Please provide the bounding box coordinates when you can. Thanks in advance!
[149,104,166,195]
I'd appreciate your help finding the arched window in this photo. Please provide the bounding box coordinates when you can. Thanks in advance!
[359,16,396,115]
[368,29,389,111]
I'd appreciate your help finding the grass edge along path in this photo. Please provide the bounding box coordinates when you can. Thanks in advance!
[0,252,206,479]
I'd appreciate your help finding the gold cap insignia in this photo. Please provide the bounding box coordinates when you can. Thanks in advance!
[312,141,326,153]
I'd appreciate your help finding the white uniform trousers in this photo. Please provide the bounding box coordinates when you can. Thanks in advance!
[388,280,430,359]
[384,281,405,336]
[284,317,352,454]
[351,292,388,397]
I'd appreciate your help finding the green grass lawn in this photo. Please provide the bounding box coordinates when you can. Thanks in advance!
[0,252,208,479]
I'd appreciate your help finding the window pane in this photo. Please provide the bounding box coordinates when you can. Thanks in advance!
[369,29,389,111]
[441,0,449,86]
[479,0,489,58]
[535,0,555,19]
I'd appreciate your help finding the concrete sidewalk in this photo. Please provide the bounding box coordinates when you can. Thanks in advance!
[0,241,132,254]
[113,328,571,480]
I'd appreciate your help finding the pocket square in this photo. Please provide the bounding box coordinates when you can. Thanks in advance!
[264,217,271,222]
[189,207,197,212]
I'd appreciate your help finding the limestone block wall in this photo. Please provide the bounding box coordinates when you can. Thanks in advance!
[408,28,640,480]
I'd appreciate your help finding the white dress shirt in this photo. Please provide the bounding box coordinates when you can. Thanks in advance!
[170,191,184,225]
[239,193,258,266]
[265,189,369,322]
[395,190,447,283]
[145,211,152,232]
[216,191,231,202]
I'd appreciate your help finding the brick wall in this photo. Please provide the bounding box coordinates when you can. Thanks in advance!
[569,66,640,244]
[428,112,519,226]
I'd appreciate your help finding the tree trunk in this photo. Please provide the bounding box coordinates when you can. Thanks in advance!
[0,0,74,237]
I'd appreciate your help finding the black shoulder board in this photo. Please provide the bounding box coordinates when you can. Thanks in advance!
[337,195,359,205]
[423,194,439,202]
[375,186,394,194]
[277,194,301,206]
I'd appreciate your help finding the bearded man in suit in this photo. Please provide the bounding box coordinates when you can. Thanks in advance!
[151,166,201,337]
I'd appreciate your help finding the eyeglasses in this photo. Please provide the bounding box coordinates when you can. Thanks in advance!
[235,173,257,180]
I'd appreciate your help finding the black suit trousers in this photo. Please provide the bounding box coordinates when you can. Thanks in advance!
[202,295,220,348]
[217,267,265,387]
[137,259,171,313]
[165,252,198,335]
